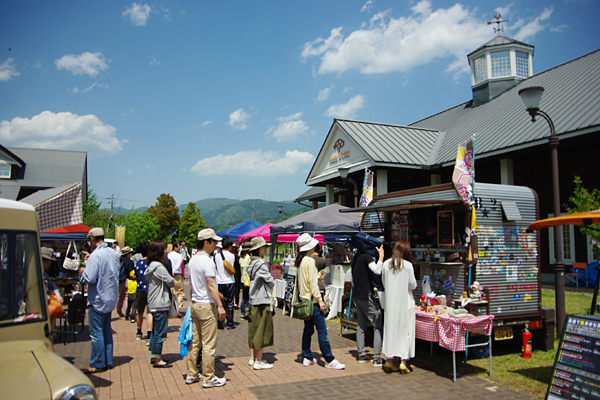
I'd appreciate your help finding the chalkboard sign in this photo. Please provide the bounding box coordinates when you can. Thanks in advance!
[546,315,600,399]
[437,210,454,247]
[284,266,297,304]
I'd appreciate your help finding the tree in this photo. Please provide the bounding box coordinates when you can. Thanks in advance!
[567,175,600,258]
[121,210,161,247]
[178,202,206,247]
[83,186,113,234]
[147,193,180,240]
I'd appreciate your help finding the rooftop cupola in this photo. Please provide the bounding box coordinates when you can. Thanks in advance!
[467,35,534,106]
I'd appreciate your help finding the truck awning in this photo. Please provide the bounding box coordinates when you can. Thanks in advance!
[339,199,462,213]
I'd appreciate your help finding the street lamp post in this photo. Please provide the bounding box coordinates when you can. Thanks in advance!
[276,205,288,220]
[519,86,566,335]
[338,167,359,208]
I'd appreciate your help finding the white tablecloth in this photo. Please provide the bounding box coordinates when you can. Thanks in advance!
[326,285,344,320]
[274,279,286,300]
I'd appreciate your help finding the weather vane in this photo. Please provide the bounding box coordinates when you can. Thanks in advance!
[487,13,509,34]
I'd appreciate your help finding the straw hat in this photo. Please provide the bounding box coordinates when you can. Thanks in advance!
[296,233,319,252]
[249,236,270,252]
[41,247,56,261]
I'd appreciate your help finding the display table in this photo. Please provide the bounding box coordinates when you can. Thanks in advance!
[325,286,344,320]
[415,309,494,382]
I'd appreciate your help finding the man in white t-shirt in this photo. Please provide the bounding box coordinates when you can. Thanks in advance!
[168,242,184,316]
[215,236,236,329]
[186,228,227,388]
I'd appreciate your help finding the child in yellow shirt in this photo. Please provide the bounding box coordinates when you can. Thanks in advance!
[125,269,137,323]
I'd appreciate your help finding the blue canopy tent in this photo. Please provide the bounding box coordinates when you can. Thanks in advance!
[217,220,263,241]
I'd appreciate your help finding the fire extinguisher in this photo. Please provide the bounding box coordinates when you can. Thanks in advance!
[522,324,532,358]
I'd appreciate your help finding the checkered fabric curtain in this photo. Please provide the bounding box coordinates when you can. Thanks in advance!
[36,182,83,232]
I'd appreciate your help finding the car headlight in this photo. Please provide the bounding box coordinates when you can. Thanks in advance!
[61,384,97,400]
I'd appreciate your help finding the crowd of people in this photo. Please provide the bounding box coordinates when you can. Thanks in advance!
[43,226,418,388]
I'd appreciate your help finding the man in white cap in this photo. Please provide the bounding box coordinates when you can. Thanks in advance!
[185,228,227,387]
[79,227,120,374]
[41,247,63,306]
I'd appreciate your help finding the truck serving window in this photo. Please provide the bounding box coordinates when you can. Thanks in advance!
[0,231,45,326]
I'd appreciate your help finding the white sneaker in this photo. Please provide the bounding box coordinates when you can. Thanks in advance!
[302,358,317,367]
[248,358,255,366]
[202,375,226,388]
[253,360,273,370]
[326,359,345,370]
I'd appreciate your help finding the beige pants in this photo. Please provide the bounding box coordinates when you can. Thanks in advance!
[173,274,184,313]
[187,303,218,380]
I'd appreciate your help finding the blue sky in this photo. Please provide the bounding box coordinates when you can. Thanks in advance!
[1,0,599,210]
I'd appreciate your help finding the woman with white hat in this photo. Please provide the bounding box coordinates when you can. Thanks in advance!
[246,236,275,370]
[296,233,345,370]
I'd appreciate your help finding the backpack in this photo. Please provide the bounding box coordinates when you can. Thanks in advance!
[350,232,381,259]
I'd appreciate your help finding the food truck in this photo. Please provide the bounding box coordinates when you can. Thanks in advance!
[340,182,554,349]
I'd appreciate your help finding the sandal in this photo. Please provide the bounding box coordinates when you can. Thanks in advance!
[82,367,107,374]
[152,361,172,368]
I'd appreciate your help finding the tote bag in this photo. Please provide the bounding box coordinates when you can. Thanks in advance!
[291,263,313,320]
[63,241,80,271]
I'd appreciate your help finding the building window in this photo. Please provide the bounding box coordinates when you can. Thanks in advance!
[515,51,529,78]
[0,165,10,178]
[474,56,487,83]
[491,51,511,78]
[549,214,575,265]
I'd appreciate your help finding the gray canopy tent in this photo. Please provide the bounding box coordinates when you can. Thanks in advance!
[268,204,360,263]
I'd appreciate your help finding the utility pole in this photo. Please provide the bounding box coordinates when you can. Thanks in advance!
[251,203,254,220]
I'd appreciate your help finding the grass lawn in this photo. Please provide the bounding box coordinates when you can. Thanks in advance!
[421,289,594,398]
[330,288,595,398]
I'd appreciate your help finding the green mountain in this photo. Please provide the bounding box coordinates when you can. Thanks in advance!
[107,198,312,233]
[196,199,309,232]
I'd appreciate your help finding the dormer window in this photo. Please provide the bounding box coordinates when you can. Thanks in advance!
[474,56,487,84]
[515,51,529,78]
[491,51,511,78]
[0,164,10,178]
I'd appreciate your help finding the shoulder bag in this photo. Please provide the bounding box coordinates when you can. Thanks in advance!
[63,241,80,271]
[291,263,313,320]
[220,250,236,275]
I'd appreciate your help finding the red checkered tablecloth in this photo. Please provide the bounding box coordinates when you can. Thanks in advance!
[415,309,494,352]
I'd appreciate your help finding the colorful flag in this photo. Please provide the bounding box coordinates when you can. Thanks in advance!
[452,139,475,207]
[360,168,374,207]
[115,225,126,248]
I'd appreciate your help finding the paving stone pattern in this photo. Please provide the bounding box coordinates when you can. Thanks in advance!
[53,281,534,399]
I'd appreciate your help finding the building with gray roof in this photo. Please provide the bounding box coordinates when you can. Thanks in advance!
[297,35,600,271]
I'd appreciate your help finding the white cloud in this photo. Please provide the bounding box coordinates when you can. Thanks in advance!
[149,56,161,66]
[123,3,152,26]
[551,24,568,33]
[190,149,315,177]
[71,87,79,94]
[202,121,212,127]
[82,82,108,93]
[32,59,42,69]
[0,110,126,156]
[228,108,250,130]
[267,112,309,142]
[342,86,353,93]
[55,52,108,78]
[325,95,365,119]
[302,1,503,76]
[127,169,133,175]
[317,85,334,102]
[0,58,20,81]
[514,7,553,41]
[361,0,373,12]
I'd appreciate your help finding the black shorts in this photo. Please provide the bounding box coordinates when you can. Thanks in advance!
[136,291,148,314]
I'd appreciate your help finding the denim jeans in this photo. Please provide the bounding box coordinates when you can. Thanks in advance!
[240,287,250,317]
[150,310,169,357]
[88,306,113,369]
[354,296,382,357]
[302,303,334,363]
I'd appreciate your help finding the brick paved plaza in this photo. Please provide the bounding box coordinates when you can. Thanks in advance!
[54,282,534,399]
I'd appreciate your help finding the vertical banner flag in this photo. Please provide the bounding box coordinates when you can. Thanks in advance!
[115,225,126,248]
[359,168,374,224]
[452,139,475,207]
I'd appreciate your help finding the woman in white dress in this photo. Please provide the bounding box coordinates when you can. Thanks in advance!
[381,240,417,374]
